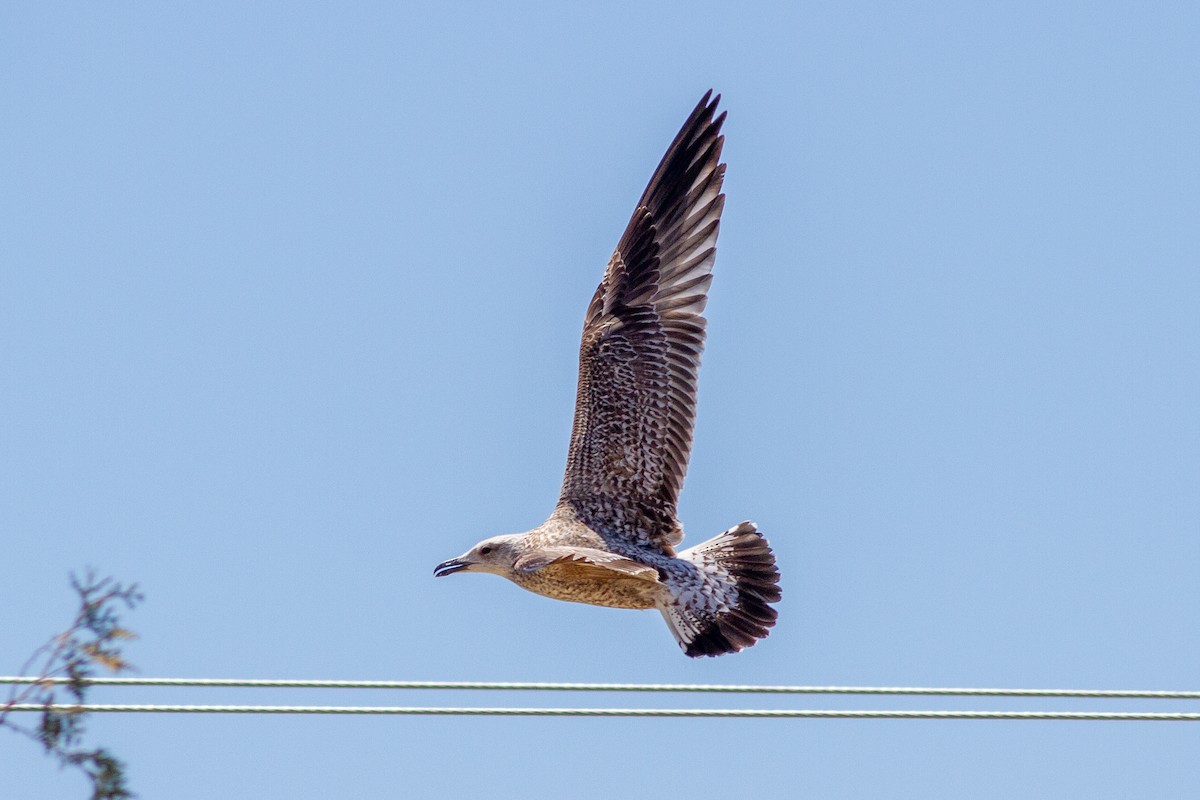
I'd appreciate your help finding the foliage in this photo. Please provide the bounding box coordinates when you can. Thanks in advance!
[1,570,142,800]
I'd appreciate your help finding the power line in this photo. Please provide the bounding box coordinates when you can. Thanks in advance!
[3,703,1199,720]
[8,677,1196,720]
[3,677,1198,699]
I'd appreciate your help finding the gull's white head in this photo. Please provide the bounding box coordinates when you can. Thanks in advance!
[433,534,524,578]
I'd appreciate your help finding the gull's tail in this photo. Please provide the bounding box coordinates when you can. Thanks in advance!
[661,521,781,657]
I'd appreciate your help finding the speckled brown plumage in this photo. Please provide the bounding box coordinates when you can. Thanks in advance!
[558,93,726,553]
[435,92,781,657]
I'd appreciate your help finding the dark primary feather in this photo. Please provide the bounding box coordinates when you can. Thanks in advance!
[558,92,727,554]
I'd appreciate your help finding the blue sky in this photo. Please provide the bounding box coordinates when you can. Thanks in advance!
[2,2,1198,797]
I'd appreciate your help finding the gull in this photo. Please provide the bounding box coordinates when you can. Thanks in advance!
[435,92,780,657]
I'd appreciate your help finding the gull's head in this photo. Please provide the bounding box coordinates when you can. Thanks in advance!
[434,534,522,578]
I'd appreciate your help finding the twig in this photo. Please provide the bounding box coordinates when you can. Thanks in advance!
[1,569,142,800]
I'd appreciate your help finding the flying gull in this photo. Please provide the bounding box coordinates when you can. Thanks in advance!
[435,92,781,657]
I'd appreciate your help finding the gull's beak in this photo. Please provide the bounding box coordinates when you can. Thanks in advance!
[434,558,470,577]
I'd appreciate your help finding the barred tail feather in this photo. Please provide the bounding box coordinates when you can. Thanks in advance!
[662,521,781,657]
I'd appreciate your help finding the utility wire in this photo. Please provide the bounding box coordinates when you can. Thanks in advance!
[8,677,1196,719]
[1,677,1197,699]
[4,703,1199,720]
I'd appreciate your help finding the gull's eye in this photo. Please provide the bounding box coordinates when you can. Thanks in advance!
[479,546,493,556]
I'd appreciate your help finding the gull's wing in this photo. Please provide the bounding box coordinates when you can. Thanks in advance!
[557,91,726,554]
[514,548,661,581]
